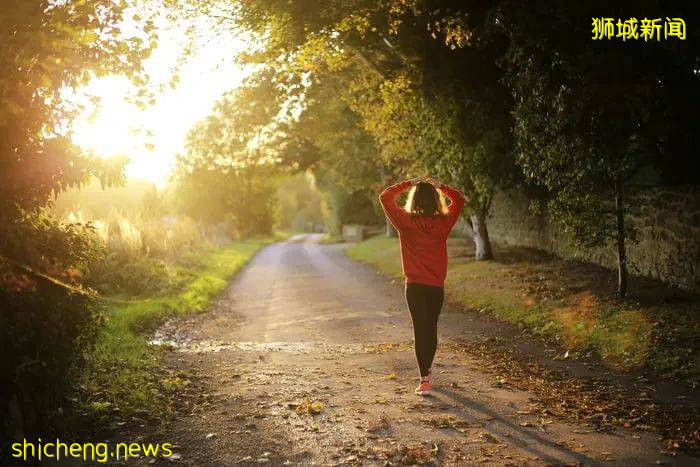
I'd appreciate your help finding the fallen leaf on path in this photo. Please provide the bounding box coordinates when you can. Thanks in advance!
[479,433,500,444]
[363,342,412,354]
[367,412,391,433]
[447,338,700,452]
[295,398,324,415]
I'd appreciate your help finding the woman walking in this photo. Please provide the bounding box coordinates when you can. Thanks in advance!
[379,177,465,395]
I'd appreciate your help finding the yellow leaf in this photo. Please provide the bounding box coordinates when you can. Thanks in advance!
[310,401,324,414]
[80,31,98,45]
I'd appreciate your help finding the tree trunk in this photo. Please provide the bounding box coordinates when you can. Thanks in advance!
[378,166,397,237]
[385,217,397,237]
[470,211,493,260]
[615,176,628,298]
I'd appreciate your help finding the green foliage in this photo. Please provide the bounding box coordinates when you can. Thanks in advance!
[227,0,518,257]
[318,183,349,238]
[276,173,324,231]
[182,70,289,170]
[90,256,179,297]
[1,209,102,273]
[175,71,289,236]
[0,0,155,444]
[314,176,383,236]
[340,191,383,226]
[498,0,699,236]
[54,185,206,296]
[0,211,104,444]
[347,69,515,214]
[175,168,278,237]
[85,212,204,295]
[80,241,268,427]
[496,0,699,293]
[271,75,387,234]
[0,0,155,212]
[0,284,102,444]
[292,77,383,193]
[501,3,632,247]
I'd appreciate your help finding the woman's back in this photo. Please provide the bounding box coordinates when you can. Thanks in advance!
[379,180,465,287]
[398,214,451,286]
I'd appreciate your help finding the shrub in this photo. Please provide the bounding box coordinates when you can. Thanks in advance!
[0,284,102,444]
[0,211,103,450]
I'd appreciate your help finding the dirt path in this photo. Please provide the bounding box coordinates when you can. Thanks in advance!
[137,235,698,466]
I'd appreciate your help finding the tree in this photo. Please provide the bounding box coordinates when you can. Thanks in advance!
[0,0,154,443]
[276,173,324,232]
[498,0,700,296]
[175,167,279,237]
[0,0,156,275]
[175,71,291,236]
[283,76,387,236]
[227,0,518,259]
[0,0,154,213]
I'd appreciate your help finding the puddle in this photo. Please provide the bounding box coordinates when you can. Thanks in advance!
[203,341,364,354]
[150,332,364,355]
[149,320,192,348]
[149,320,388,355]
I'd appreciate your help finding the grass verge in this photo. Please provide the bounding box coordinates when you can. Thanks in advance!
[76,240,270,430]
[346,235,700,383]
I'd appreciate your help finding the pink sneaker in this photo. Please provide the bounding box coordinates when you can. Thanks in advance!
[415,379,432,396]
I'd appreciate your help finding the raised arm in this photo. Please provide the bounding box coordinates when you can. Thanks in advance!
[440,184,466,232]
[379,180,412,231]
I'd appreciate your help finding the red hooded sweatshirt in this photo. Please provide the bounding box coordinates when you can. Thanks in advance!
[379,181,465,287]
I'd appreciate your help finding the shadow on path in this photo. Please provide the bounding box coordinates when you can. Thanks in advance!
[434,386,599,465]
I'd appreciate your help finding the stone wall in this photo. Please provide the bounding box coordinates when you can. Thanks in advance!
[461,186,700,292]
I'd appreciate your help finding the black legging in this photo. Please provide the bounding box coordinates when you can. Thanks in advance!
[405,283,444,377]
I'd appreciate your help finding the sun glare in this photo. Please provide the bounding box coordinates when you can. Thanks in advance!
[70,14,252,187]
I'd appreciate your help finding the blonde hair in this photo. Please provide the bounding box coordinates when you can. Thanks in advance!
[404,182,448,216]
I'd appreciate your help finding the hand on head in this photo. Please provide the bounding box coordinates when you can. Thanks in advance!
[408,176,440,187]
[424,177,440,187]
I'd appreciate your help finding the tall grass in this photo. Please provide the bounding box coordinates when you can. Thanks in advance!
[65,209,211,296]
[57,207,274,429]
[67,209,204,258]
